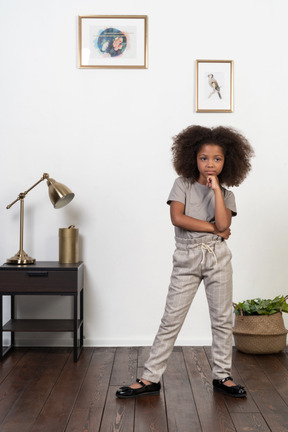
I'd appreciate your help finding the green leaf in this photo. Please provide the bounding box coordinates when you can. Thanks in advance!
[233,295,288,315]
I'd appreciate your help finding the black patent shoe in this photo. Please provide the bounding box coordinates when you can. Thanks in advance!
[116,378,161,399]
[213,376,247,398]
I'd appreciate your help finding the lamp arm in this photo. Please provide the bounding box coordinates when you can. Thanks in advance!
[6,173,50,210]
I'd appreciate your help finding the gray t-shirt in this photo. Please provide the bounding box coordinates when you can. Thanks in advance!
[167,177,237,239]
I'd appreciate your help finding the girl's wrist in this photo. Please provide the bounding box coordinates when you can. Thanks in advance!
[210,223,217,234]
[213,185,222,193]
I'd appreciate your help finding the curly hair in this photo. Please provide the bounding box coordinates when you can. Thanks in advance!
[171,125,254,187]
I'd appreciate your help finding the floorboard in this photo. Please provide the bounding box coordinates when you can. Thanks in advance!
[164,350,202,432]
[99,386,135,432]
[1,349,70,432]
[183,347,236,432]
[30,348,93,432]
[0,346,287,431]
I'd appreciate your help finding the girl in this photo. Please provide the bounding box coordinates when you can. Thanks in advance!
[116,125,254,399]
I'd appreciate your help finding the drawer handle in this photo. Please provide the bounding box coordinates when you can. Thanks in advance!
[27,272,49,277]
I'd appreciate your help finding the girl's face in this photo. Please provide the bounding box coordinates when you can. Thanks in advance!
[196,143,225,185]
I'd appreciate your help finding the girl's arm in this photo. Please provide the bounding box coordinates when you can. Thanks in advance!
[170,201,231,239]
[206,175,232,232]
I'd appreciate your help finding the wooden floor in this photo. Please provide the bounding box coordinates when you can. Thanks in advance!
[0,346,288,432]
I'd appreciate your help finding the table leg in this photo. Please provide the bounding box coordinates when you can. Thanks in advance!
[73,293,78,362]
[11,295,15,346]
[0,295,2,361]
[80,289,83,350]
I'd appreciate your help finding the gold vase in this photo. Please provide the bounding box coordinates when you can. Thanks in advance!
[59,225,79,263]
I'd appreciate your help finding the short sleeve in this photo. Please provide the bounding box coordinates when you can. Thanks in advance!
[223,188,237,216]
[167,177,187,205]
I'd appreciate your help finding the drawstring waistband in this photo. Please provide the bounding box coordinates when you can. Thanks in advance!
[201,243,218,266]
[175,235,222,268]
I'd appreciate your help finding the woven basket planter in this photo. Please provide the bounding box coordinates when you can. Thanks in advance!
[233,312,288,354]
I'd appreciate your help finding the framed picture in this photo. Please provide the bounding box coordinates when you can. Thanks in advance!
[196,60,234,112]
[78,15,148,69]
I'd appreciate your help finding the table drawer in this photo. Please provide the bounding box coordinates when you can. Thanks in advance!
[0,270,78,293]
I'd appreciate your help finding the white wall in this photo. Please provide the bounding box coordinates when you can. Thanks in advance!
[1,0,287,347]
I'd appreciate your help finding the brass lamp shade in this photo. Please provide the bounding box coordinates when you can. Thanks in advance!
[6,173,75,265]
[47,178,75,209]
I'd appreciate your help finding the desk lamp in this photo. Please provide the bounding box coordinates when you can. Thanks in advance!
[6,173,74,265]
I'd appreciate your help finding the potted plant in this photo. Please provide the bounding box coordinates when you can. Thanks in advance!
[233,295,288,354]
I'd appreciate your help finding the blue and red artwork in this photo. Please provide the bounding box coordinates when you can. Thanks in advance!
[95,28,127,57]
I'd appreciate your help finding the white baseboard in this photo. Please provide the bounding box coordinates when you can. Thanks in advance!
[84,337,214,347]
[10,333,239,348]
[11,335,216,347]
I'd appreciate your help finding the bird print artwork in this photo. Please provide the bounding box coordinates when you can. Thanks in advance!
[208,74,222,99]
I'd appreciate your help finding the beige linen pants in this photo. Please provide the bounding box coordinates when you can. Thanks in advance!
[142,235,233,383]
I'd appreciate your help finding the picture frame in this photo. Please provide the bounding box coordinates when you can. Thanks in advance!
[196,60,234,112]
[78,15,148,69]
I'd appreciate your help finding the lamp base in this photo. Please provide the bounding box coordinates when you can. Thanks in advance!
[6,250,36,265]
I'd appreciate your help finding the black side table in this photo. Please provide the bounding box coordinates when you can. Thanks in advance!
[0,261,84,362]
